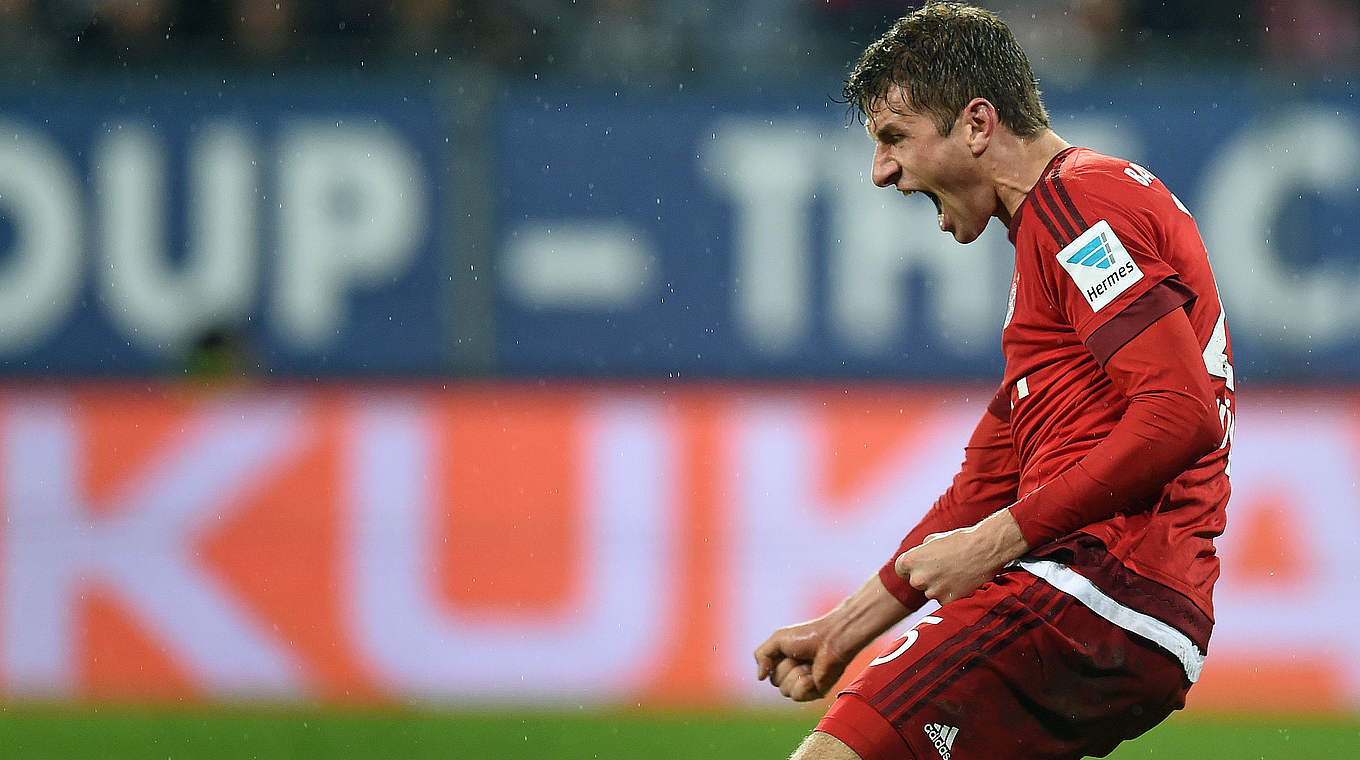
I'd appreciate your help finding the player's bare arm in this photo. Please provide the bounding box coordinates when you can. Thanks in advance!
[754,574,909,702]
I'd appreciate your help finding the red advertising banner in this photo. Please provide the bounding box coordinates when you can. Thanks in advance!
[0,384,1354,712]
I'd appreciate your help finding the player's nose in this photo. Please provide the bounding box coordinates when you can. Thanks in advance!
[871,144,900,188]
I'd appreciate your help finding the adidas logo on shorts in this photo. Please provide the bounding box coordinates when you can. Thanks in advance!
[923,722,959,759]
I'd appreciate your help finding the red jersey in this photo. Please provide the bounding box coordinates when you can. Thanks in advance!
[1004,147,1233,614]
[880,147,1234,673]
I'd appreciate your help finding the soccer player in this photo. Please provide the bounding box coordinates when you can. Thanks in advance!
[754,3,1234,759]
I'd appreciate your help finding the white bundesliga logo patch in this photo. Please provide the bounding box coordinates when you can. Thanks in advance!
[1056,220,1143,312]
[924,723,959,759]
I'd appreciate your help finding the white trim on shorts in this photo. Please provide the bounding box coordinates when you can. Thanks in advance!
[1015,559,1205,683]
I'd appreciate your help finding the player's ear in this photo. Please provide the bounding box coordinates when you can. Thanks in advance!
[961,97,996,156]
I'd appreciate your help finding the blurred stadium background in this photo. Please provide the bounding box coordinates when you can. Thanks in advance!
[0,0,1357,757]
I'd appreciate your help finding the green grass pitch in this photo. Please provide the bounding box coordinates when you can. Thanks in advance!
[0,705,1356,759]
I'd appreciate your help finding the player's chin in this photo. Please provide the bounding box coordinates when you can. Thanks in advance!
[949,226,984,244]
[941,215,984,243]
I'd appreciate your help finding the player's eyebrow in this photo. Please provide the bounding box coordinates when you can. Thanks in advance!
[868,123,905,143]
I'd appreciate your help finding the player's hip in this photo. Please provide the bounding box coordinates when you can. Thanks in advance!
[826,569,1191,759]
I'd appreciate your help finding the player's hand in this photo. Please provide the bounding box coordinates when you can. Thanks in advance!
[754,615,855,702]
[895,508,1029,604]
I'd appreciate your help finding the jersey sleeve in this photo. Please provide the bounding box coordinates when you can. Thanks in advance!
[1007,308,1221,547]
[1034,168,1196,360]
[877,387,1020,609]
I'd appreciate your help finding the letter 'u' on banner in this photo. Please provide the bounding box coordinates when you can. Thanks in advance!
[345,395,677,701]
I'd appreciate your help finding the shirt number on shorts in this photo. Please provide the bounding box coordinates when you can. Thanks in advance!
[869,615,943,666]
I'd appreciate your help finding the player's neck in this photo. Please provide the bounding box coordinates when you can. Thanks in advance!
[992,130,1071,226]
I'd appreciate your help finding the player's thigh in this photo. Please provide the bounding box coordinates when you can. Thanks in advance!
[816,571,1187,760]
[789,730,866,760]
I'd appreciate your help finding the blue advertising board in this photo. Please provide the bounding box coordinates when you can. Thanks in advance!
[0,78,450,375]
[492,77,1360,381]
[0,73,1357,380]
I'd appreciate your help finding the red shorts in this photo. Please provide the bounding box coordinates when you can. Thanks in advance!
[817,570,1190,760]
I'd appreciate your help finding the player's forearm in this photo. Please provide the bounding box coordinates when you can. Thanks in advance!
[825,573,913,658]
[1010,389,1217,544]
[1009,308,1221,546]
[1012,391,1217,548]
